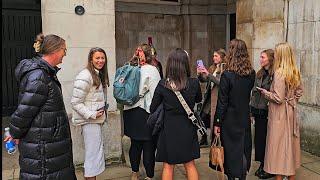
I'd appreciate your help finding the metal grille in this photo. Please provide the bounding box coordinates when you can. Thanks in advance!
[2,0,42,116]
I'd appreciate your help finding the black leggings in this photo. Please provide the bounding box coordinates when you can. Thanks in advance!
[129,139,156,178]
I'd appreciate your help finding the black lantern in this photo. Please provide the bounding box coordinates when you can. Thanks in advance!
[75,5,85,15]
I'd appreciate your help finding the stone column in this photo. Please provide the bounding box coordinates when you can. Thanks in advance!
[288,0,320,156]
[41,0,122,165]
[236,0,285,68]
[237,0,320,156]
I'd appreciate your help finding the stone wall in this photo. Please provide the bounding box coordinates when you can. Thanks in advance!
[287,0,320,156]
[115,0,229,76]
[115,12,184,70]
[41,0,122,165]
[237,0,320,156]
[236,0,285,69]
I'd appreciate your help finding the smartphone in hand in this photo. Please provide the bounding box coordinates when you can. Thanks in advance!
[196,59,205,68]
[256,87,263,91]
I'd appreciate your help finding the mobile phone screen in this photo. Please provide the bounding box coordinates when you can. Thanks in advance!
[196,59,204,68]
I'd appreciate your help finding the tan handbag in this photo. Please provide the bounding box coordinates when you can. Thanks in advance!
[210,135,225,179]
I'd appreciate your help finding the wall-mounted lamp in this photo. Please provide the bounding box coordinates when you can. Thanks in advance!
[75,5,85,15]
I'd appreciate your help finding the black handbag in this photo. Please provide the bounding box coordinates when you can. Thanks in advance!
[147,103,164,136]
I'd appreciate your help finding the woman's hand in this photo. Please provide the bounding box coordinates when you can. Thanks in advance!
[214,126,221,137]
[4,136,20,145]
[257,87,269,96]
[96,109,105,118]
[197,67,209,76]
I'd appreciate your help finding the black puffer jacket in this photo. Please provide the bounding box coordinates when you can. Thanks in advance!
[9,57,76,180]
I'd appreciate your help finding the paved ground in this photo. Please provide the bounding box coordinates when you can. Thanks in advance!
[3,146,320,180]
[2,119,320,180]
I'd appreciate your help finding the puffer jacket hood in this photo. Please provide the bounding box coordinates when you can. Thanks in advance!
[15,56,59,82]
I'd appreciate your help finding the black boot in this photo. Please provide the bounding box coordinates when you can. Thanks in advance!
[258,170,275,179]
[254,163,263,177]
[199,134,208,147]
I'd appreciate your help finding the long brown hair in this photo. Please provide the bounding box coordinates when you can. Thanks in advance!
[209,48,226,74]
[34,33,65,55]
[225,39,254,76]
[256,49,275,79]
[165,48,191,91]
[86,47,109,88]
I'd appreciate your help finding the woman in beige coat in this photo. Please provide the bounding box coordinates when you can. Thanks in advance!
[258,43,303,180]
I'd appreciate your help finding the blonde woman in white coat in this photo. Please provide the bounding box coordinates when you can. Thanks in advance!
[71,47,109,180]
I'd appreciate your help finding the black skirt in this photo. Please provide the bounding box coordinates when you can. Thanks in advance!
[123,107,152,141]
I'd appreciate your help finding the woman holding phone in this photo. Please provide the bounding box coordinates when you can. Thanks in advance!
[196,49,226,146]
[249,49,275,179]
[258,43,303,180]
[71,47,109,180]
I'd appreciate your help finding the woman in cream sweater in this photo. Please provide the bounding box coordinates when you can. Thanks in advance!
[71,47,109,180]
[123,44,161,180]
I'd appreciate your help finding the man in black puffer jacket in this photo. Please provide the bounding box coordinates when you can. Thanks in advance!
[8,33,76,180]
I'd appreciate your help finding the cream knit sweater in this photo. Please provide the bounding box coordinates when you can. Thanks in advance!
[124,64,161,113]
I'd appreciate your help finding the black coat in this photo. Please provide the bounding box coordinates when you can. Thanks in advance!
[9,57,76,180]
[150,78,202,164]
[213,71,255,177]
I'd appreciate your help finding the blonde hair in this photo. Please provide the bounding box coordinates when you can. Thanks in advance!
[274,42,301,89]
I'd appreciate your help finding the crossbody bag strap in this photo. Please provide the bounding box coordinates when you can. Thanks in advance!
[169,81,199,126]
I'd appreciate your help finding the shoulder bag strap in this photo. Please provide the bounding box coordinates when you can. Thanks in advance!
[169,81,200,127]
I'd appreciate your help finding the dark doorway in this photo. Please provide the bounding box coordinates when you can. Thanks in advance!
[2,0,42,116]
[230,13,236,40]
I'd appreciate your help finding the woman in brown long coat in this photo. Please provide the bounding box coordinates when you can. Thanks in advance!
[259,42,303,180]
[197,48,226,146]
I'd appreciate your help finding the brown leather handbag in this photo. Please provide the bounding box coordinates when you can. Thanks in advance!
[210,135,225,179]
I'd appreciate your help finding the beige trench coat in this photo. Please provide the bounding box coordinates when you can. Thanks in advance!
[263,71,303,176]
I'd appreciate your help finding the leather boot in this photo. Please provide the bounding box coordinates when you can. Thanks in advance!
[258,170,275,179]
[254,163,263,176]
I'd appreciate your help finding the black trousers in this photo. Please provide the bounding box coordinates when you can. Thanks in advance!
[129,139,156,178]
[254,115,268,163]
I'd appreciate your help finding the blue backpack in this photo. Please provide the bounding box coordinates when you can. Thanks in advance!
[113,64,141,106]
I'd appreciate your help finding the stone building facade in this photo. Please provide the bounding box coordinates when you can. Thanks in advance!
[237,0,320,156]
[40,0,319,165]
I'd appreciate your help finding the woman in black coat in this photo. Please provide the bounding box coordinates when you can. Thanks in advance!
[150,48,202,180]
[213,39,255,180]
[7,33,76,179]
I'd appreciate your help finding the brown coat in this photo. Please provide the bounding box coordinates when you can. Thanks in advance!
[263,71,303,176]
[210,63,226,134]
